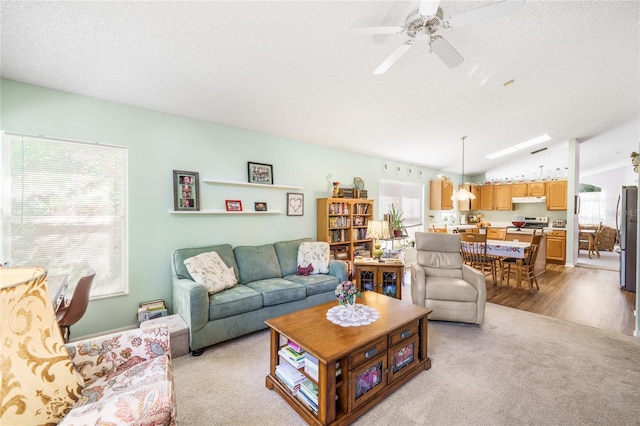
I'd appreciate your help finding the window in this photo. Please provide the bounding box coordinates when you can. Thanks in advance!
[1,133,128,298]
[578,184,605,225]
[379,179,424,240]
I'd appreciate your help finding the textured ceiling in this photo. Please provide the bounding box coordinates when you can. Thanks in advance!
[1,0,639,176]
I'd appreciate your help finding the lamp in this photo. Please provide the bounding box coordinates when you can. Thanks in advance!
[0,267,83,424]
[367,220,391,262]
[452,136,477,201]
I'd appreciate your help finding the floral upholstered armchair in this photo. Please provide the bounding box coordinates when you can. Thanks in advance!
[60,326,176,425]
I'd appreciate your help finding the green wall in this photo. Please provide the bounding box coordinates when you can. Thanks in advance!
[0,79,441,338]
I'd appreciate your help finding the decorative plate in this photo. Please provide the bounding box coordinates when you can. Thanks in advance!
[382,162,389,172]
[353,177,365,190]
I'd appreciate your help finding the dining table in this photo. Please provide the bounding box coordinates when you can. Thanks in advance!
[486,239,531,290]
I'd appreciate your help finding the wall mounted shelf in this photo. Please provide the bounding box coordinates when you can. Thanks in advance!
[203,178,303,190]
[169,209,283,215]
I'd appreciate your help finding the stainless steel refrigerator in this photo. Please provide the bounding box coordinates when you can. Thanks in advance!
[617,186,637,292]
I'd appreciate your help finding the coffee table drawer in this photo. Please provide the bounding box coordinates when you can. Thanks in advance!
[349,353,387,410]
[388,321,419,347]
[388,335,419,384]
[349,336,387,368]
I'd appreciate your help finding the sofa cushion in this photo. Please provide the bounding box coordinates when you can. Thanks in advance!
[173,244,239,282]
[209,284,263,320]
[274,237,313,276]
[425,276,478,302]
[246,278,306,306]
[183,251,238,294]
[297,241,330,274]
[234,244,283,284]
[285,273,340,296]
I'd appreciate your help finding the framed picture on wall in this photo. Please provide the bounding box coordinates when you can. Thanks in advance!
[254,202,268,212]
[287,192,304,216]
[248,162,273,185]
[173,170,200,211]
[225,200,243,212]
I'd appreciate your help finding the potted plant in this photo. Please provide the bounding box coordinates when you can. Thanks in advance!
[388,204,405,237]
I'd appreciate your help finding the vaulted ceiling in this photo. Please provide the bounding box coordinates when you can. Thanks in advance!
[1,1,638,176]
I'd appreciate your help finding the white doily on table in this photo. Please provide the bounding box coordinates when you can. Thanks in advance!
[326,304,380,327]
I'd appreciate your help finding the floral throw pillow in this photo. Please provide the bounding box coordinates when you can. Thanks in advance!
[183,251,237,294]
[297,242,330,275]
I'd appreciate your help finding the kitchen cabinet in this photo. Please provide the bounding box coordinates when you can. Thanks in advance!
[478,185,495,210]
[494,184,513,211]
[512,182,546,197]
[546,230,566,263]
[430,179,453,210]
[546,181,568,211]
[457,184,480,212]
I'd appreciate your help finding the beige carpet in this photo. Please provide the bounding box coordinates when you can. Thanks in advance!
[576,249,620,272]
[172,303,640,425]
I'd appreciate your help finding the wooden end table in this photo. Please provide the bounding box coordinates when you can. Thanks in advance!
[265,292,431,425]
[353,259,403,300]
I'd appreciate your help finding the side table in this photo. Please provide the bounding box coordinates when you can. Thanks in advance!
[353,259,403,300]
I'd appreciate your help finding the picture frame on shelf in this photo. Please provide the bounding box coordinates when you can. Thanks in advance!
[254,202,267,212]
[225,200,243,212]
[248,161,273,185]
[287,192,304,216]
[173,170,200,211]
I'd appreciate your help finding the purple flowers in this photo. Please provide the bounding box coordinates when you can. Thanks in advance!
[335,280,361,305]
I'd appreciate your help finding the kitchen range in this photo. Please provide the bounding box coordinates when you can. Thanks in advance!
[508,216,549,232]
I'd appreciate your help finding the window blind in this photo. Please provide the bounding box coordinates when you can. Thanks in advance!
[1,133,128,298]
[379,179,424,239]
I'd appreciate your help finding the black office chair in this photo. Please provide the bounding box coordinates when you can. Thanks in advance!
[56,270,95,342]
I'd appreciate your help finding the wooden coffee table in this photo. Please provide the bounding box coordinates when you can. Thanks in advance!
[265,292,432,425]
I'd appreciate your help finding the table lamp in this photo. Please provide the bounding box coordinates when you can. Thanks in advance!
[367,220,391,262]
[0,266,83,424]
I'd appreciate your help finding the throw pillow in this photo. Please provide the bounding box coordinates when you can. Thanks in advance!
[183,251,237,294]
[297,263,314,276]
[297,242,330,275]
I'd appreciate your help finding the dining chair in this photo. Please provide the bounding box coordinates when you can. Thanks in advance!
[460,232,500,286]
[502,234,542,292]
[432,224,448,233]
[56,270,95,342]
[589,222,605,258]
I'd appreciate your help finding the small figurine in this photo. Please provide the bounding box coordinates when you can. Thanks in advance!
[332,181,340,197]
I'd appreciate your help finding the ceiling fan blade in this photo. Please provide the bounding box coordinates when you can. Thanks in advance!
[374,40,414,75]
[430,36,464,68]
[446,0,525,28]
[419,0,441,17]
[347,26,406,35]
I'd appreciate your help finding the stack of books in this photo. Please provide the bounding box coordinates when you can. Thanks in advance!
[275,362,306,394]
[297,379,319,414]
[137,299,167,326]
[279,343,306,369]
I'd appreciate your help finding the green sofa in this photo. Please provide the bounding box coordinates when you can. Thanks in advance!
[171,237,348,355]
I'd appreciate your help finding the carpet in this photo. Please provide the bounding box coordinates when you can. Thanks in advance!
[172,303,640,425]
[576,250,620,272]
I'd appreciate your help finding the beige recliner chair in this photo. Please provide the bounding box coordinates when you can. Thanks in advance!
[410,232,487,325]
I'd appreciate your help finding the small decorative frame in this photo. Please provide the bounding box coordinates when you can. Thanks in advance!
[254,202,268,212]
[287,192,304,216]
[173,170,200,211]
[248,161,273,185]
[225,200,243,212]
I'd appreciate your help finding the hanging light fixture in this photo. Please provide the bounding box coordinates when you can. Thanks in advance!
[451,136,477,201]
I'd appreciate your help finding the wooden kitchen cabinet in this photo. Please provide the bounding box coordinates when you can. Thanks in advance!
[512,182,546,197]
[546,181,568,211]
[494,184,513,211]
[430,179,453,210]
[457,184,480,212]
[546,230,566,263]
[478,185,495,210]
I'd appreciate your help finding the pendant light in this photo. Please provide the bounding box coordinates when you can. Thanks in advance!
[451,136,477,201]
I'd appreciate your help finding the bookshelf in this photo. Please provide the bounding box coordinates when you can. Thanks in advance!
[316,198,374,272]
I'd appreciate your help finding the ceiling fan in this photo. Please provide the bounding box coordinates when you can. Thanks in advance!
[349,0,525,74]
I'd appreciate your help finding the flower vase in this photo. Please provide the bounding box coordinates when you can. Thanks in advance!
[345,297,356,312]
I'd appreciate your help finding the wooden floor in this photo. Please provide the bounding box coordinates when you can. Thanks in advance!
[486,264,637,336]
